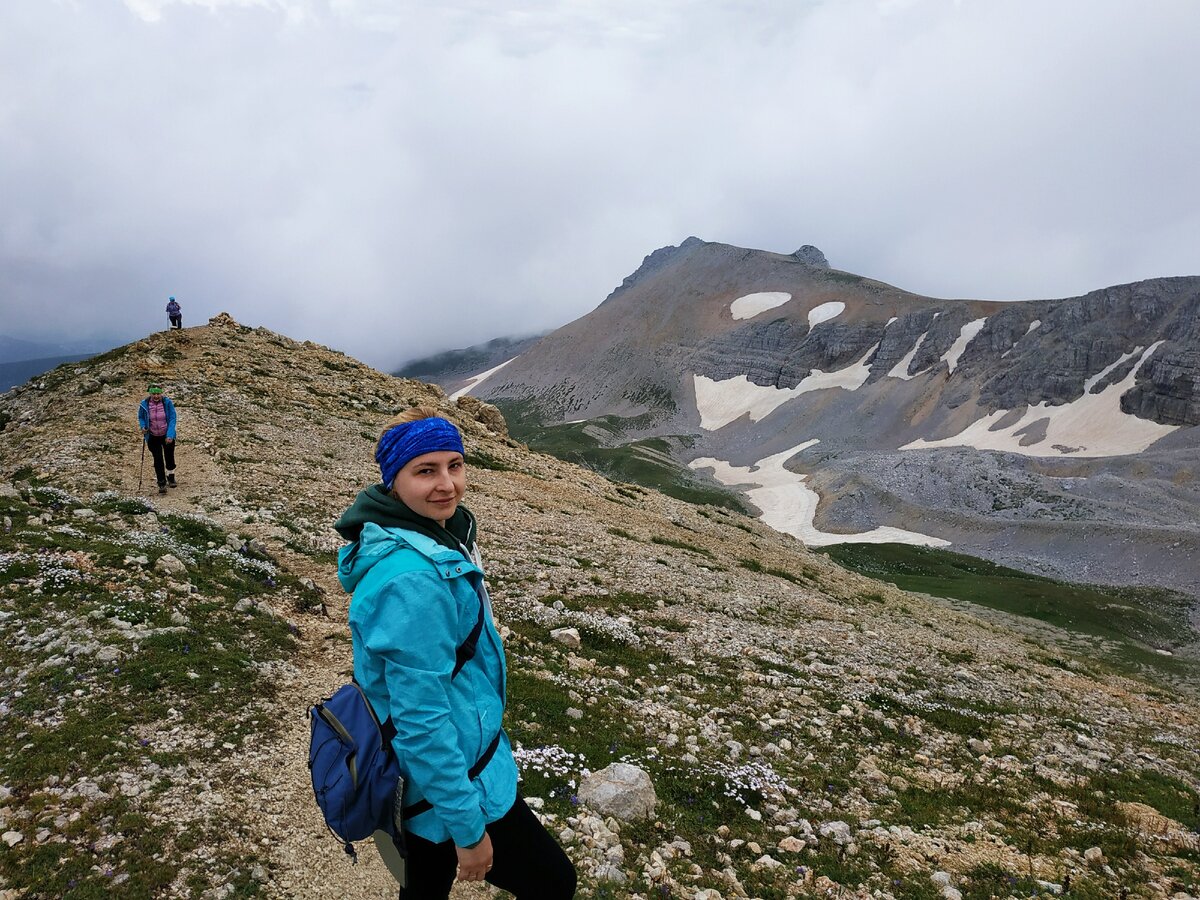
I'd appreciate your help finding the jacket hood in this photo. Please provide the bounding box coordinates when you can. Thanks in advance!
[337,521,483,593]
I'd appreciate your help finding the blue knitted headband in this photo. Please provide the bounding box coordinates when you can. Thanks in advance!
[376,417,465,489]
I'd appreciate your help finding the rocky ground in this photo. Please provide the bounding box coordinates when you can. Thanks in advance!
[0,316,1197,899]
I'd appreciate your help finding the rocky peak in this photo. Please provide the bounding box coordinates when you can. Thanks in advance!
[602,237,711,303]
[791,245,830,268]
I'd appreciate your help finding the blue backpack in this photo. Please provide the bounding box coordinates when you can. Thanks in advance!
[308,581,498,863]
[308,681,403,860]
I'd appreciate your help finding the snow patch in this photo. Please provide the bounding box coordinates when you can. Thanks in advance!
[1003,320,1041,358]
[694,344,878,430]
[691,443,950,548]
[901,342,1177,457]
[808,301,846,329]
[1084,347,1141,393]
[730,292,791,320]
[449,357,517,401]
[942,317,987,374]
[887,333,928,380]
[887,313,939,380]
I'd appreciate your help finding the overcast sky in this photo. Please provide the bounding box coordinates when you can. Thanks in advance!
[2,0,1198,369]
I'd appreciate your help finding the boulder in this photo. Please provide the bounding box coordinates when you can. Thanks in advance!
[455,395,509,437]
[154,554,187,577]
[579,763,657,821]
[550,627,581,649]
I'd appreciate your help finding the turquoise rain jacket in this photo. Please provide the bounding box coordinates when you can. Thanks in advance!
[337,521,518,847]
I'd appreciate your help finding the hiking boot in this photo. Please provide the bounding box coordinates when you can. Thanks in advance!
[167,473,177,488]
[158,483,168,495]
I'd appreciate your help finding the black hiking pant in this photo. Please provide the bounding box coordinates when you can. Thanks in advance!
[169,314,182,329]
[398,796,576,900]
[146,434,176,487]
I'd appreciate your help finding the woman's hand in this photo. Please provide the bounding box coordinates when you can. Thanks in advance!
[455,833,493,882]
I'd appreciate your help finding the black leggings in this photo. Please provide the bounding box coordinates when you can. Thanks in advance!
[399,796,576,899]
[146,435,175,486]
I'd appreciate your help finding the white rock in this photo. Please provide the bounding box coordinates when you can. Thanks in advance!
[578,763,657,821]
[2,831,22,847]
[594,863,627,884]
[96,646,123,664]
[550,627,581,648]
[1084,846,1105,864]
[154,553,187,577]
[818,820,852,845]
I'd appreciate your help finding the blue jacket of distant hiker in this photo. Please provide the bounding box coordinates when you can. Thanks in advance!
[137,396,177,441]
[336,515,517,847]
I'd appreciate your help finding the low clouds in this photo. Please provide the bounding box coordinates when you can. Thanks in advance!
[2,1,1197,367]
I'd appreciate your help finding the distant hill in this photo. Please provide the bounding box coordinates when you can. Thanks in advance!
[394,333,547,386]
[0,333,108,364]
[0,353,96,393]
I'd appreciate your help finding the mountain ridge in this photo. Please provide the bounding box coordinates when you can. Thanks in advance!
[451,238,1200,600]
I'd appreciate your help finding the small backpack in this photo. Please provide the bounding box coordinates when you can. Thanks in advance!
[308,681,403,860]
[308,576,496,863]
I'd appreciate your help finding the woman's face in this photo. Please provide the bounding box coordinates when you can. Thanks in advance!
[390,450,466,526]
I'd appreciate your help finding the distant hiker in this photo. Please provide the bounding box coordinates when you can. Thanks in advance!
[166,296,182,330]
[333,408,576,899]
[138,384,178,495]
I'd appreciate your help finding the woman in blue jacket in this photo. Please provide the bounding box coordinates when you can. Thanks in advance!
[137,384,178,494]
[334,408,576,899]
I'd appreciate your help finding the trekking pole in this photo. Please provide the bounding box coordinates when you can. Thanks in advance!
[138,434,145,493]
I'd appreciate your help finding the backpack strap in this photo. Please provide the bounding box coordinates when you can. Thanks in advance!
[399,731,502,820]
